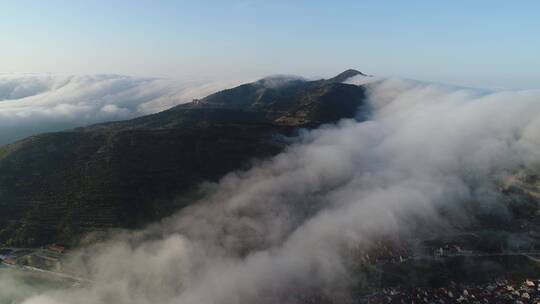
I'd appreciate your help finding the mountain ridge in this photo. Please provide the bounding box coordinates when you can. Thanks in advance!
[0,70,368,246]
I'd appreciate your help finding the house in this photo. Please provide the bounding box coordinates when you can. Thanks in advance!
[2,257,17,265]
[48,244,66,254]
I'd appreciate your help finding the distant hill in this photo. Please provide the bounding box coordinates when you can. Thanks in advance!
[0,70,368,246]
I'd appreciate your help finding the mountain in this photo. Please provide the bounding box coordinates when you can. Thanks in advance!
[0,70,367,246]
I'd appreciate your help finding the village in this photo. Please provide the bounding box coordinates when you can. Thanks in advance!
[361,278,540,304]
[348,239,540,303]
[0,244,90,283]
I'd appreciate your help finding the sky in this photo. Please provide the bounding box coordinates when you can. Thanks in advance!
[1,0,539,89]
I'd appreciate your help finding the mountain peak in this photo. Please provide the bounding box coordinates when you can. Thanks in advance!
[328,69,369,83]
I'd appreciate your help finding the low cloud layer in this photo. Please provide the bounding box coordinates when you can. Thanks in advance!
[6,77,540,304]
[0,74,242,145]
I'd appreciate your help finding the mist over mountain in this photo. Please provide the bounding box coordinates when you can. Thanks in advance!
[3,0,540,302]
[0,74,242,144]
[1,69,539,304]
[0,71,367,247]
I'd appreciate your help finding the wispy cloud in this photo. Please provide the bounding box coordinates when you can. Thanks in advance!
[0,74,242,145]
[13,78,540,304]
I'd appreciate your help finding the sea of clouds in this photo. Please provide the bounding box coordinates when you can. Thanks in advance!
[3,76,540,304]
[0,74,243,145]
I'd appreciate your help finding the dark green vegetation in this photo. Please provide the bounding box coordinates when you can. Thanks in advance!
[0,70,367,246]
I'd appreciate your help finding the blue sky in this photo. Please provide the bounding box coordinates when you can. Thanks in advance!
[1,0,539,89]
